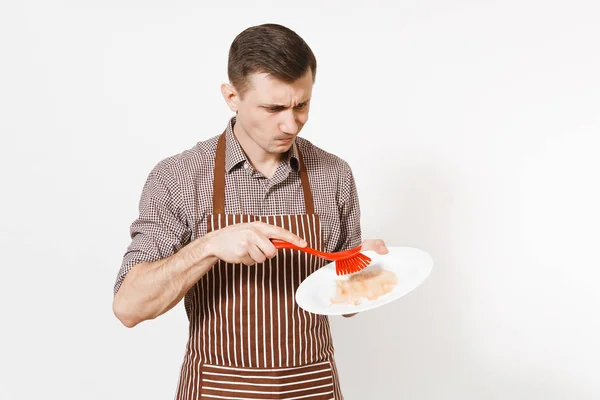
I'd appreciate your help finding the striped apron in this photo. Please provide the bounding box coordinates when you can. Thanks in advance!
[175,132,344,400]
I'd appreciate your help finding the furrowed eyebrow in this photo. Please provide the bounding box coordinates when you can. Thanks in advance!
[261,104,286,110]
[260,99,311,109]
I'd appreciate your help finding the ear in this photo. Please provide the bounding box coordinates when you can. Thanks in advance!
[221,83,240,113]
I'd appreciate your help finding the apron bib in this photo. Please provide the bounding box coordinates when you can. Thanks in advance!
[175,133,344,400]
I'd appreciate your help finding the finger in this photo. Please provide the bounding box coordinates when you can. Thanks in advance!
[245,226,280,258]
[254,222,307,247]
[362,239,389,254]
[360,239,378,251]
[247,243,267,265]
[240,253,257,266]
[232,240,255,265]
[375,239,389,254]
[253,233,278,259]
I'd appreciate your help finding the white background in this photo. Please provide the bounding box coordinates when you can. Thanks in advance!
[1,1,599,399]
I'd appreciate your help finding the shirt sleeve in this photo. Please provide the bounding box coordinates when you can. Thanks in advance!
[335,162,362,251]
[113,162,191,295]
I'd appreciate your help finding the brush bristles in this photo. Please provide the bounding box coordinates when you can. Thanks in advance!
[335,253,372,276]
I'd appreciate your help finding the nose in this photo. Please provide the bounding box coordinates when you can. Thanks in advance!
[279,110,299,135]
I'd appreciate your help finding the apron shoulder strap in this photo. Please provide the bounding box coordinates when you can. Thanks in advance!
[296,147,315,215]
[212,132,227,215]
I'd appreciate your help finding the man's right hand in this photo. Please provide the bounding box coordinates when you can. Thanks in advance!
[201,221,307,266]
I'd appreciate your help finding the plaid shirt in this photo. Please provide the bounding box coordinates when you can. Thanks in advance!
[114,117,362,294]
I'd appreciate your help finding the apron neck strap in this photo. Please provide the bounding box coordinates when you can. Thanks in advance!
[213,131,315,215]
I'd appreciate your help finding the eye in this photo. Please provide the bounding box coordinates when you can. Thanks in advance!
[295,102,308,110]
[266,106,283,113]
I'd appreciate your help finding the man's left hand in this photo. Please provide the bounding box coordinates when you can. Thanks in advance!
[360,239,389,255]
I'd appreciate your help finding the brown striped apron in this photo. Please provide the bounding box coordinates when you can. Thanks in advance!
[175,133,344,400]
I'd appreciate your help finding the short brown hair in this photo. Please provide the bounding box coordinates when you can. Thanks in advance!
[227,23,317,97]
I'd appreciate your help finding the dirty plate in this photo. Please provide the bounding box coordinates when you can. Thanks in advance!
[295,247,433,315]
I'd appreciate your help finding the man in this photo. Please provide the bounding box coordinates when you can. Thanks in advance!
[113,23,388,400]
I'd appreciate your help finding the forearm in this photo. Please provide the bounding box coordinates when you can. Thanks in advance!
[113,236,218,328]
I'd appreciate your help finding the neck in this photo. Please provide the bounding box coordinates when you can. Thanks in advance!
[233,123,283,179]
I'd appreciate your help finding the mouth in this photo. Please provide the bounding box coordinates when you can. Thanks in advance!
[276,136,295,142]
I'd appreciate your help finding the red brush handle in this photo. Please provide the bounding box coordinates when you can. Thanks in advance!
[270,239,362,261]
[271,239,330,260]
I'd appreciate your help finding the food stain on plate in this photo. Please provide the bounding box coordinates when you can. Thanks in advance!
[330,266,398,306]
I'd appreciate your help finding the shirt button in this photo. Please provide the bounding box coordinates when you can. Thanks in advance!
[243,162,249,169]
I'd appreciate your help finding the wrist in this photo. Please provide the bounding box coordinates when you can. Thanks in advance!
[188,234,219,268]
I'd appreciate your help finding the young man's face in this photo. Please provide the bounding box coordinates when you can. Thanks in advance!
[232,70,313,155]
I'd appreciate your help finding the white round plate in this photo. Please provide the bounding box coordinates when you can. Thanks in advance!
[295,246,433,315]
